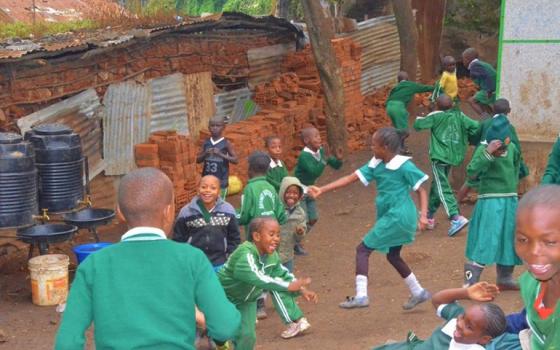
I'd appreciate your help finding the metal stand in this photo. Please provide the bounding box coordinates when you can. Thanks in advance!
[28,242,50,259]
[89,227,100,243]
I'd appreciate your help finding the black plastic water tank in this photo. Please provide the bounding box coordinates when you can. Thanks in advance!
[25,124,84,213]
[0,133,38,228]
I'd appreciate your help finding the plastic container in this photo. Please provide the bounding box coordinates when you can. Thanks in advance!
[28,254,69,306]
[72,242,112,264]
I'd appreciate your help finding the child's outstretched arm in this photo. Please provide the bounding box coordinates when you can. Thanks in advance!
[308,172,359,198]
[415,185,428,230]
[432,282,500,310]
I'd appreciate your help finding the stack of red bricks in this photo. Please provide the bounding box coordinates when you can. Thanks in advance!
[134,131,199,212]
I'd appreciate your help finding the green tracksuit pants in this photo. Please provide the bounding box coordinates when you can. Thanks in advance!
[234,291,303,350]
[428,161,459,219]
[386,100,409,130]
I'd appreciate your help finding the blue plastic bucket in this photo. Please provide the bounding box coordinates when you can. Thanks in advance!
[72,242,112,264]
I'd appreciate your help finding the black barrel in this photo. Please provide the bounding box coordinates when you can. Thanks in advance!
[0,132,38,228]
[25,124,84,213]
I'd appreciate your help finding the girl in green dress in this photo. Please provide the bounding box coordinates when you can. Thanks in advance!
[308,128,431,310]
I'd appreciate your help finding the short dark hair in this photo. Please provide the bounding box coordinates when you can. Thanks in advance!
[493,98,510,114]
[248,217,277,239]
[264,136,280,148]
[480,303,507,338]
[518,185,560,213]
[373,127,409,154]
[248,151,271,174]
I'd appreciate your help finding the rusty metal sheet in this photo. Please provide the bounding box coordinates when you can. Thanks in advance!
[103,80,150,176]
[16,88,105,179]
[149,73,189,135]
[248,42,296,89]
[184,71,215,139]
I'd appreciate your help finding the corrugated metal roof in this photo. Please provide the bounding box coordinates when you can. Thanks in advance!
[248,42,296,89]
[103,81,150,176]
[16,88,105,179]
[360,62,399,95]
[214,88,259,123]
[149,73,189,136]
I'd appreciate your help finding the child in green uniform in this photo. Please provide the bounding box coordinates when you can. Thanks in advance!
[515,185,560,349]
[55,168,240,350]
[218,217,318,349]
[462,48,497,116]
[386,71,433,131]
[430,56,459,108]
[265,136,289,192]
[541,134,560,184]
[278,176,307,272]
[309,128,431,310]
[414,94,479,236]
[372,282,514,350]
[464,116,522,289]
[294,126,342,238]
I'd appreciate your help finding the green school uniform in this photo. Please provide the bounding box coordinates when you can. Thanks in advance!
[238,176,287,239]
[519,272,560,350]
[355,155,428,252]
[465,145,522,266]
[385,80,434,130]
[542,135,560,184]
[266,158,289,192]
[55,227,240,350]
[469,59,497,106]
[414,109,479,218]
[218,241,303,350]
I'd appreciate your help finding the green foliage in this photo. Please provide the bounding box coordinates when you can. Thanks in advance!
[446,0,501,34]
[176,0,272,16]
[144,0,176,15]
[0,20,96,40]
[222,0,273,15]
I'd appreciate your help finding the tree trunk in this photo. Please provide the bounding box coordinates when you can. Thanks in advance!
[275,0,290,18]
[391,0,419,80]
[301,0,348,154]
[412,0,447,81]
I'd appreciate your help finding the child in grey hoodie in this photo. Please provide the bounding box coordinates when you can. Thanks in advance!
[278,176,307,272]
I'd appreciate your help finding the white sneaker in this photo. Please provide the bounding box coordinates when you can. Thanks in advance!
[281,317,311,339]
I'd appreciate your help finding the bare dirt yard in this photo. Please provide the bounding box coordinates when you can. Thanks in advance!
[0,128,524,349]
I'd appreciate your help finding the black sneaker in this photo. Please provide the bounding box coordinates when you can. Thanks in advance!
[294,243,308,256]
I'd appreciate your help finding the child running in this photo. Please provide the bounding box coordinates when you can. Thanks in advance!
[515,185,560,349]
[464,116,522,289]
[218,217,318,349]
[265,136,289,192]
[197,116,239,199]
[372,282,514,350]
[309,127,431,310]
[278,176,307,272]
[414,94,479,236]
[462,48,497,117]
[430,56,459,108]
[541,134,560,184]
[173,175,241,271]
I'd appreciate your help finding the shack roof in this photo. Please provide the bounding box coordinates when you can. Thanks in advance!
[0,12,304,63]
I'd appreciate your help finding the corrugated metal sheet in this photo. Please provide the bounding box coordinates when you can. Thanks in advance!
[149,73,189,135]
[342,15,400,94]
[214,88,259,123]
[184,72,215,139]
[103,81,150,176]
[16,88,105,179]
[247,42,296,89]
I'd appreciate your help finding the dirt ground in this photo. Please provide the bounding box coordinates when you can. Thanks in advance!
[0,127,525,350]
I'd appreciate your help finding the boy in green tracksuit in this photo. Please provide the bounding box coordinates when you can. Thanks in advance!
[462,48,497,116]
[386,71,434,131]
[218,217,318,349]
[294,126,343,232]
[55,168,240,350]
[541,134,560,184]
[238,151,287,239]
[414,94,480,237]
[265,136,289,192]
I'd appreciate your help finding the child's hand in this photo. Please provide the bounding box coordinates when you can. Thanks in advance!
[195,307,206,330]
[467,282,500,302]
[300,287,319,303]
[296,226,306,235]
[307,186,321,199]
[418,214,429,231]
[334,146,343,160]
[288,277,311,292]
[486,140,503,155]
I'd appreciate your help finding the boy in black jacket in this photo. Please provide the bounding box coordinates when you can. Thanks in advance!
[173,175,241,271]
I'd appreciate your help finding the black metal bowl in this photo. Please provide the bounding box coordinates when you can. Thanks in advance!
[62,208,116,229]
[17,223,78,244]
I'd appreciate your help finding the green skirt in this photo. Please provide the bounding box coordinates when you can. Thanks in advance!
[465,196,522,266]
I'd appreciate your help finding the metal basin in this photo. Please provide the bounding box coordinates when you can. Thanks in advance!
[17,223,78,245]
[62,208,115,229]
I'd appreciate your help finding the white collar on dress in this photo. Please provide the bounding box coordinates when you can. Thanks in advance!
[441,319,486,350]
[121,226,167,242]
[368,155,411,170]
[303,146,322,161]
[210,137,224,145]
[269,159,283,168]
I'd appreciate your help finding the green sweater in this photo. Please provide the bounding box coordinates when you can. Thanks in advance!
[413,110,480,166]
[519,272,560,350]
[266,159,289,192]
[294,147,342,186]
[386,80,434,106]
[218,241,296,305]
[54,228,240,350]
[466,143,520,198]
[238,176,286,226]
[542,136,560,184]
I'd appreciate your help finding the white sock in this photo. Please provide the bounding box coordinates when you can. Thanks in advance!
[404,273,424,297]
[356,275,368,298]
